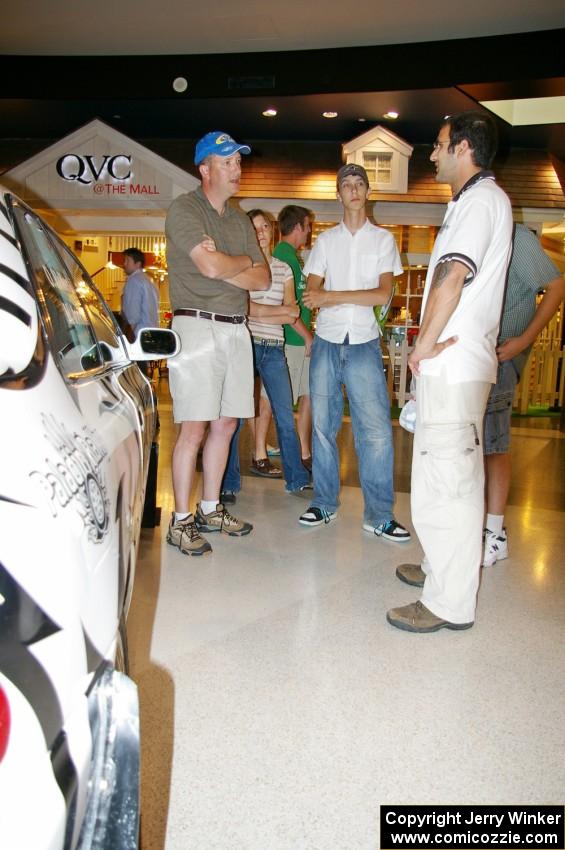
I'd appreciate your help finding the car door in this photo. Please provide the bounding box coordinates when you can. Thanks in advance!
[9,198,151,652]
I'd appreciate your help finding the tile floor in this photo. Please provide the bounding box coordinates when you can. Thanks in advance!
[129,394,565,850]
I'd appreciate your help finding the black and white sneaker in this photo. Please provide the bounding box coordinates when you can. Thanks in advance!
[299,506,337,527]
[363,519,411,543]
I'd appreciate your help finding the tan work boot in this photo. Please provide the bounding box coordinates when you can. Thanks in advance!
[386,601,473,633]
[194,503,253,536]
[396,563,425,587]
[166,513,212,556]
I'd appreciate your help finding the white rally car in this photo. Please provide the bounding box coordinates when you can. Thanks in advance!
[0,188,179,850]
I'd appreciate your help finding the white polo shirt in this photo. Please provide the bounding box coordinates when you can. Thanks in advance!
[303,219,403,344]
[420,172,513,384]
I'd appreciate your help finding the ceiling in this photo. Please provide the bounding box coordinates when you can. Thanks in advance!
[1,3,564,162]
[2,0,563,55]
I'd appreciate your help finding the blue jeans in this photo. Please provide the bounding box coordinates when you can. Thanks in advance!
[309,335,394,524]
[222,341,310,493]
[223,418,244,493]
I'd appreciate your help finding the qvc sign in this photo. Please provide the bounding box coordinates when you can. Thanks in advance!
[56,154,132,185]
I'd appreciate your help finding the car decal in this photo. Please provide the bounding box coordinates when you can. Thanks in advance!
[82,625,105,675]
[29,414,110,543]
[0,562,63,748]
[0,262,31,292]
[0,227,19,250]
[0,293,32,326]
[0,196,42,381]
[0,560,81,843]
[50,729,79,850]
[0,493,32,506]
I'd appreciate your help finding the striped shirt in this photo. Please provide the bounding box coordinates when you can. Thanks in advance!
[500,224,560,370]
[248,257,293,341]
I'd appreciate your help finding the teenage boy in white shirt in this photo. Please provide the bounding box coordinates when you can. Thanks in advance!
[299,163,410,543]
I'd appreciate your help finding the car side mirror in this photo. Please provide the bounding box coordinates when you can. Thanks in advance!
[124,328,181,361]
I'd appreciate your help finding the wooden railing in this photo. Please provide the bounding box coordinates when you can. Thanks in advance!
[514,345,565,412]
[384,338,565,412]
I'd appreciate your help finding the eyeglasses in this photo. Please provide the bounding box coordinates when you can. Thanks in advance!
[432,140,450,151]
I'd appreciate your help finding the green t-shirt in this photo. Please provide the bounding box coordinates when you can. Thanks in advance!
[272,240,311,346]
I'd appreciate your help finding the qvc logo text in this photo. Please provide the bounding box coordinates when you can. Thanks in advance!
[56,154,132,185]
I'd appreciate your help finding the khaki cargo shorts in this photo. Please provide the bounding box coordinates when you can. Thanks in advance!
[168,315,254,422]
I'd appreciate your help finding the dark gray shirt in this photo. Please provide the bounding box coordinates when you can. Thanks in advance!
[165,187,265,315]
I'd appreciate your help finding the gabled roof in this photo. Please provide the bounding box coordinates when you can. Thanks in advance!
[342,125,413,157]
[2,119,199,211]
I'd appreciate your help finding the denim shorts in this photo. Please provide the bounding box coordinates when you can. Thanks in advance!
[483,360,519,455]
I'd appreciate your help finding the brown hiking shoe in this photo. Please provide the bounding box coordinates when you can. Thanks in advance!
[386,601,473,633]
[250,458,282,478]
[194,503,252,536]
[396,563,425,587]
[166,513,212,556]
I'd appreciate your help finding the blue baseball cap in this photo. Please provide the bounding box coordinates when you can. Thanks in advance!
[194,131,251,165]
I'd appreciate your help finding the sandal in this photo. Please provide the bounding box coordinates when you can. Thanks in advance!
[250,458,283,478]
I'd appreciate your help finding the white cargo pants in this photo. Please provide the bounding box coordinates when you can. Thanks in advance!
[411,370,491,624]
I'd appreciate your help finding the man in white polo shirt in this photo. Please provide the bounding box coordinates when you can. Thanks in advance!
[299,163,410,542]
[387,110,513,633]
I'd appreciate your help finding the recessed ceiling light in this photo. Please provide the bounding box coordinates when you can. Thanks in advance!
[383,111,399,120]
[357,117,367,123]
[172,77,188,93]
[262,108,277,117]
[322,111,338,119]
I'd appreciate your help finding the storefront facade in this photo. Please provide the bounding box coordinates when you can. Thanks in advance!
[2,119,199,317]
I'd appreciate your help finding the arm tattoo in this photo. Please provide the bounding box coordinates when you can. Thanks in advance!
[430,261,455,289]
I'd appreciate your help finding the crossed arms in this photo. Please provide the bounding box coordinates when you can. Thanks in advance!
[303,272,393,309]
[249,276,300,325]
[190,235,270,291]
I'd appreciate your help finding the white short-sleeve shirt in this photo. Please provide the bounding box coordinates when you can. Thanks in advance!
[420,173,513,384]
[303,219,403,344]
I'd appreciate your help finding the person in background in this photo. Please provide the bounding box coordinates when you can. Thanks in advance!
[121,247,159,340]
[273,205,314,470]
[165,131,270,556]
[299,163,409,543]
[482,224,565,566]
[388,111,512,633]
[221,210,310,500]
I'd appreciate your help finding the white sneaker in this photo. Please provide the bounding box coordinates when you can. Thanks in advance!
[482,527,508,567]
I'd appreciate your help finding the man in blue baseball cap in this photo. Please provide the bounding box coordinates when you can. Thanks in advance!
[165,131,270,556]
[194,131,251,165]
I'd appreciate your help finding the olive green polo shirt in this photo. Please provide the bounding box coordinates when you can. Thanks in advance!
[166,187,265,315]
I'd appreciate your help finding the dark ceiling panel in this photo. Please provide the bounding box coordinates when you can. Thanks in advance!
[0,30,563,161]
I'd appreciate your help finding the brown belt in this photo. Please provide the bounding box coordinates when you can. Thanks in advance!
[173,308,246,324]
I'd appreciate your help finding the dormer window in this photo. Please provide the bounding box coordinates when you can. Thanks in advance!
[342,126,413,195]
[362,151,393,186]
